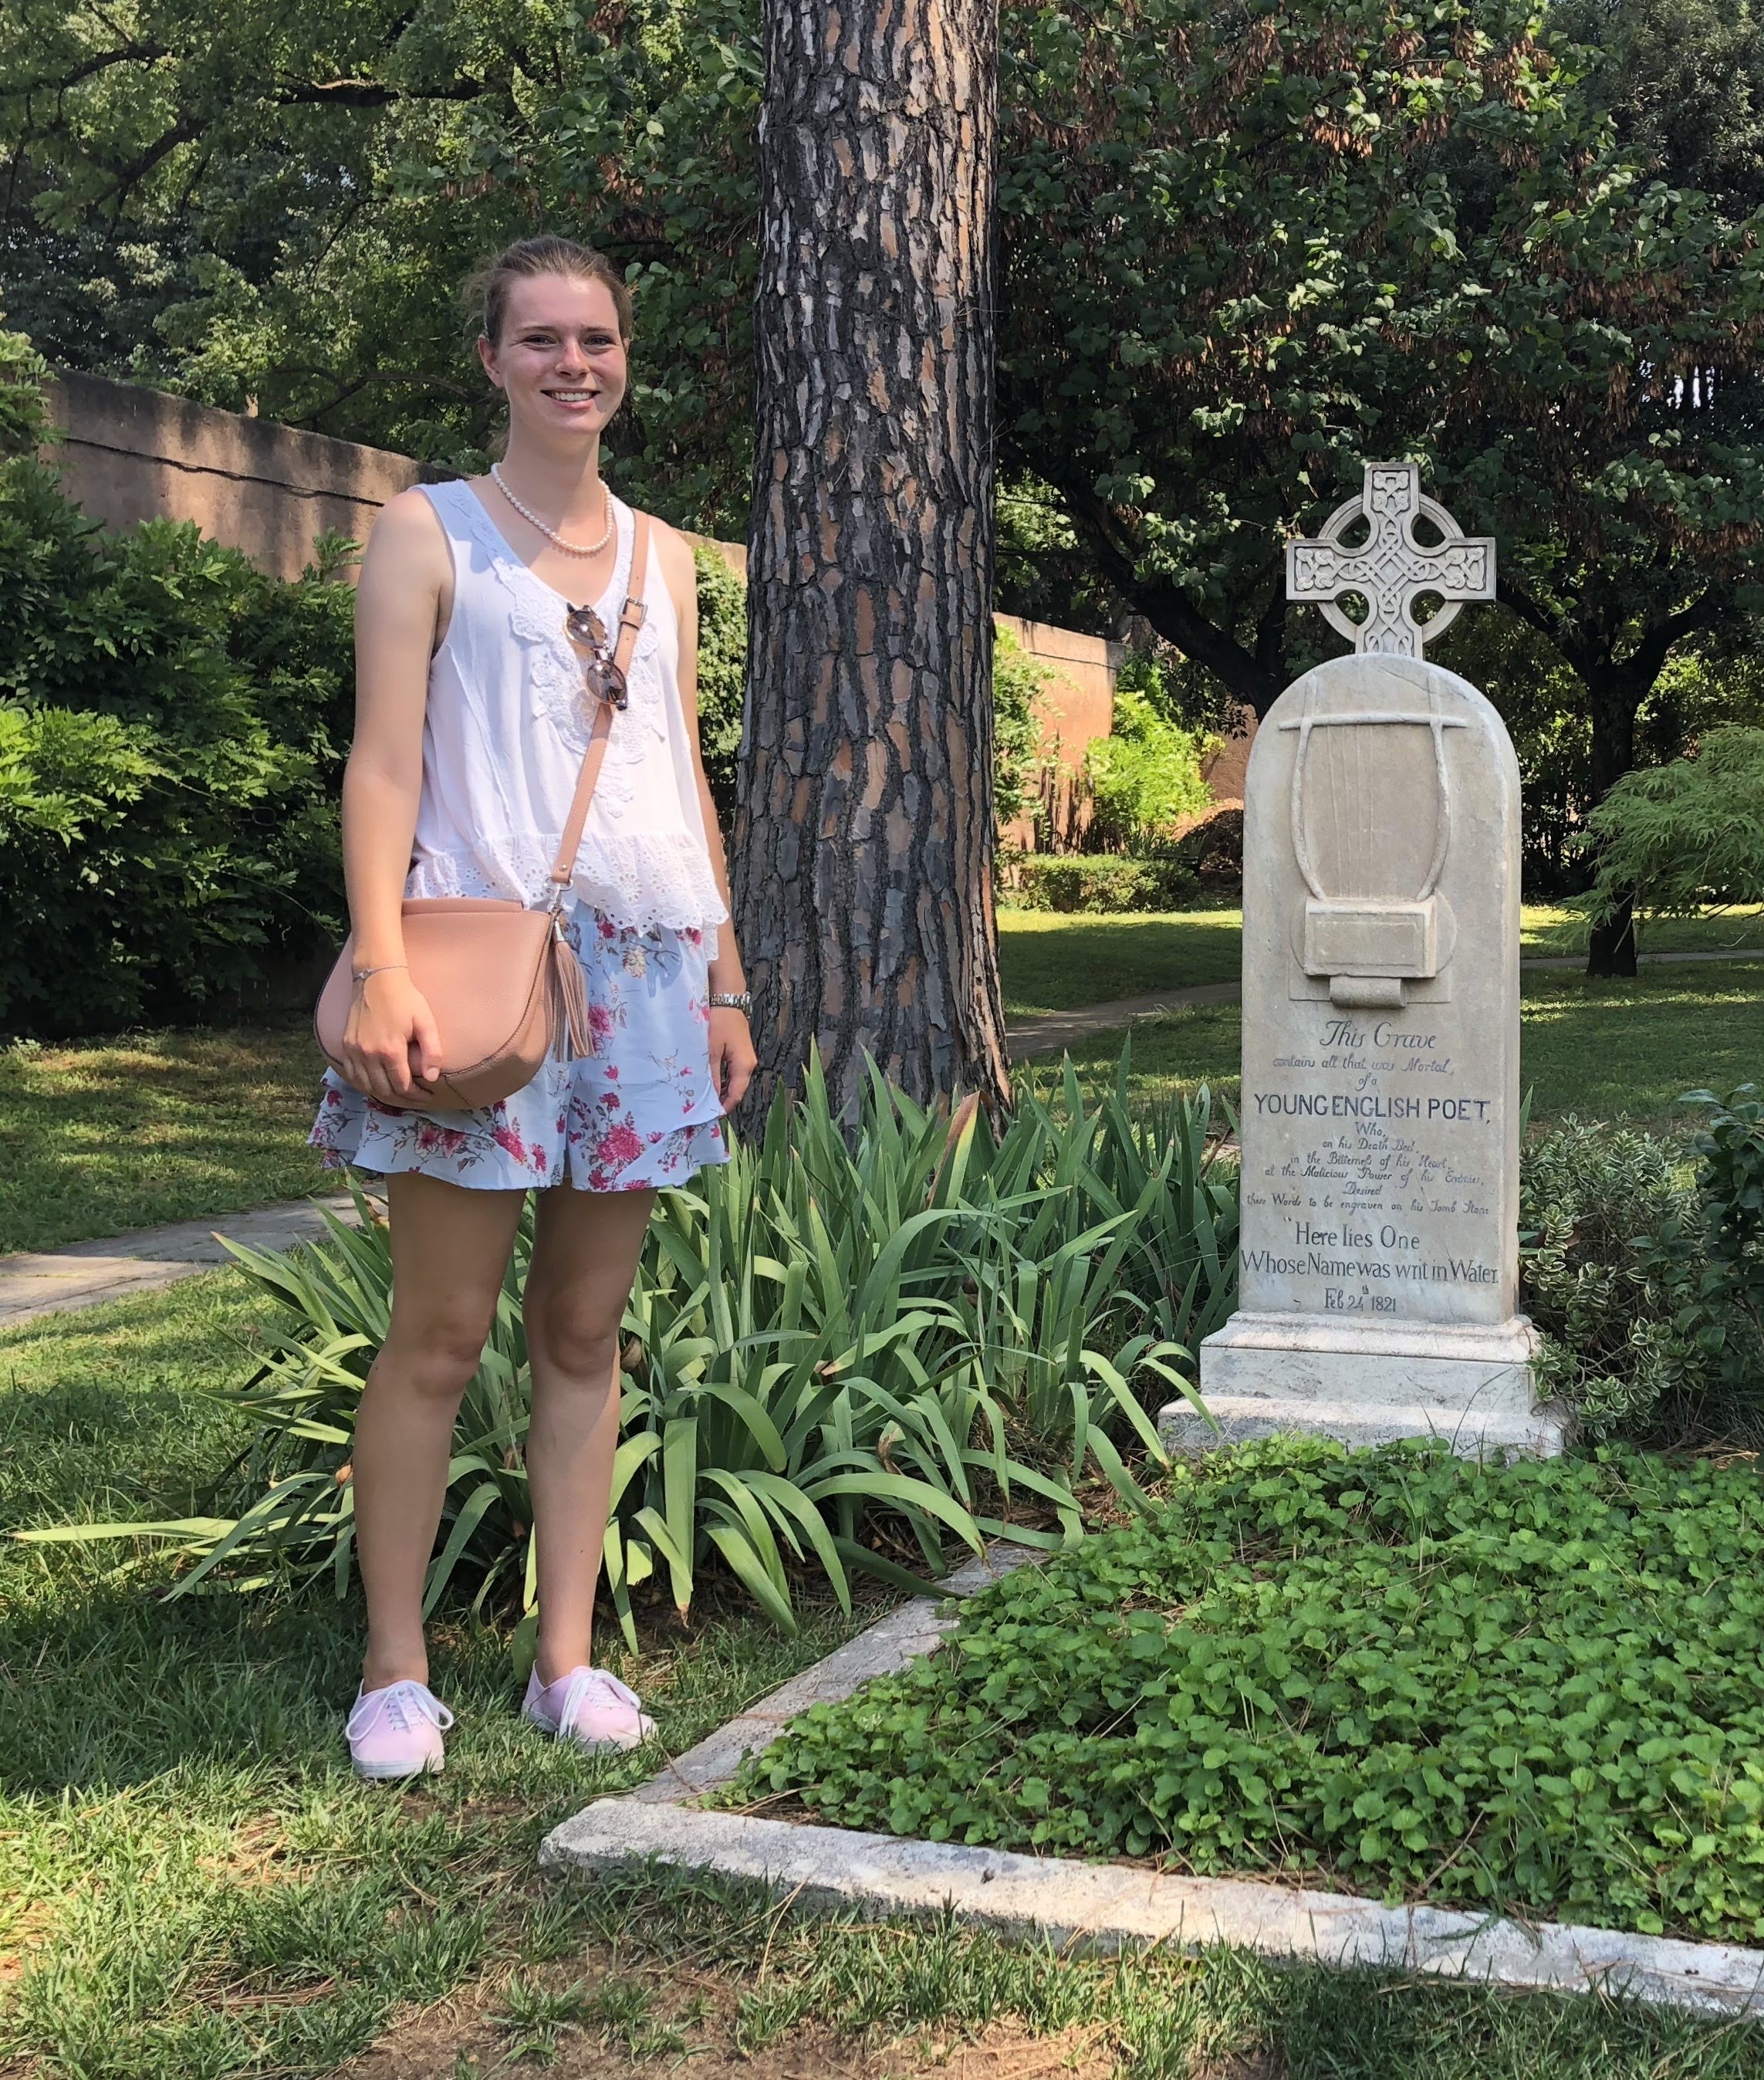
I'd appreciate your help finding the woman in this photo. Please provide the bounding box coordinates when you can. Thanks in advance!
[310,234,756,1779]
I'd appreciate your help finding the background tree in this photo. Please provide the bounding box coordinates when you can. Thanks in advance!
[732,0,1008,1120]
[991,0,1764,972]
[0,0,765,525]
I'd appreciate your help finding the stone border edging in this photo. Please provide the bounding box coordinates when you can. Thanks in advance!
[541,1544,1764,2022]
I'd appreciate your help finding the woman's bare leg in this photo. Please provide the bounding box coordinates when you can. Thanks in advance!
[522,1183,657,1683]
[353,1171,528,1690]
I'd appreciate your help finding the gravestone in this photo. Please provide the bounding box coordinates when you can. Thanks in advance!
[1162,462,1565,1457]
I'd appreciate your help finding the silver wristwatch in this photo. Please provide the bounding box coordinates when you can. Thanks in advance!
[708,990,752,1014]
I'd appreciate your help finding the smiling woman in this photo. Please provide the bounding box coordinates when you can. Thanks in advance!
[298,234,760,1782]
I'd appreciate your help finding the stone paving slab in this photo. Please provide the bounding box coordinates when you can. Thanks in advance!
[541,1540,1764,2021]
[0,1192,367,1329]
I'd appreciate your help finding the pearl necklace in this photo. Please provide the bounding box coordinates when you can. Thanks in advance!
[489,465,613,556]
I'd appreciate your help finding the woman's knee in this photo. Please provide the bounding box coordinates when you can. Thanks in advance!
[523,1287,621,1383]
[376,1304,498,1402]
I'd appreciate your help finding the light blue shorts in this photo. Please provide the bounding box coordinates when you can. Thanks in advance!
[310,906,728,1192]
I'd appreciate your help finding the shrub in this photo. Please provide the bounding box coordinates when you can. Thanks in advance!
[0,322,51,458]
[1519,1094,1764,1438]
[1519,1117,1697,1435]
[31,1041,1235,1640]
[732,1437,1764,1943]
[1647,1085,1764,1424]
[691,542,747,824]
[999,852,1199,913]
[0,434,357,1036]
[1082,664,1213,854]
[992,623,1056,832]
[1584,726,1764,926]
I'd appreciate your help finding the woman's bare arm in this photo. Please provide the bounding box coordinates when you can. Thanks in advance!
[337,490,450,1100]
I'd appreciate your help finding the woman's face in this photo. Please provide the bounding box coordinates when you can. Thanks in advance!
[479,272,628,447]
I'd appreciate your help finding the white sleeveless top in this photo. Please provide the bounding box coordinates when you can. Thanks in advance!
[404,479,728,952]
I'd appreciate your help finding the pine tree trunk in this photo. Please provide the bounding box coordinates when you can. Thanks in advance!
[732,0,1009,1125]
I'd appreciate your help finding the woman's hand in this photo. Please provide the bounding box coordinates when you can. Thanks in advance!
[342,969,444,1104]
[710,1006,758,1113]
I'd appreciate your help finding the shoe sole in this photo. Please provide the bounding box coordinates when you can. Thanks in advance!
[352,1754,444,1781]
[522,1710,654,1753]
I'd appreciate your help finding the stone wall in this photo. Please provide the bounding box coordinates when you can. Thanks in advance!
[38,372,1252,857]
[42,370,459,582]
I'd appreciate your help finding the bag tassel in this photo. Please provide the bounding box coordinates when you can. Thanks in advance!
[549,922,595,1059]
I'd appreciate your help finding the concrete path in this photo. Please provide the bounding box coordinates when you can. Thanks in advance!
[1005,943,1764,1060]
[0,1193,365,1332]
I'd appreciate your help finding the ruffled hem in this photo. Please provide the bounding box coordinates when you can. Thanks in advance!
[405,830,728,938]
[311,1074,728,1194]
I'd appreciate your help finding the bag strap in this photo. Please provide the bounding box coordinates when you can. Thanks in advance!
[547,511,651,901]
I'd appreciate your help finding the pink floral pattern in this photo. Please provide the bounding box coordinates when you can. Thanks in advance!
[309,907,727,1193]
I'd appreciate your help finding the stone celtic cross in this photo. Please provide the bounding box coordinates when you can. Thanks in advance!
[1286,462,1495,658]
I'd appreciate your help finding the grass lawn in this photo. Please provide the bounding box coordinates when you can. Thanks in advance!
[998,905,1764,1017]
[6,1277,1762,2077]
[5,921,1759,1258]
[1032,960,1764,1131]
[0,1024,328,1255]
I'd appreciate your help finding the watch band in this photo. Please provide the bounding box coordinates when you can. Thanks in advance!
[708,990,752,1013]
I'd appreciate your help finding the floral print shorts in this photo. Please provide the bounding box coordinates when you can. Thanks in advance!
[309,905,728,1193]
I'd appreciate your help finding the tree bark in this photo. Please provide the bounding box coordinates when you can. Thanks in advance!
[734,0,1009,1125]
[1586,667,1644,978]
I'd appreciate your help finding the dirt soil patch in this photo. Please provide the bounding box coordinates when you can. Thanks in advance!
[339,1949,1127,2079]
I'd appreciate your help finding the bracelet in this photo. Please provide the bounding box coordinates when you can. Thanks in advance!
[351,962,407,986]
[708,990,752,1014]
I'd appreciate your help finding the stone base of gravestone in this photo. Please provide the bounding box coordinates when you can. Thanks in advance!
[1161,1314,1568,1459]
[1162,621,1570,1463]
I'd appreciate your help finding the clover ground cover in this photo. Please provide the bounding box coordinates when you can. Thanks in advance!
[734,1439,1764,1946]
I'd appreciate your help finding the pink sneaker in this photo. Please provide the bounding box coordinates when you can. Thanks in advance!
[523,1666,655,1752]
[346,1679,455,1780]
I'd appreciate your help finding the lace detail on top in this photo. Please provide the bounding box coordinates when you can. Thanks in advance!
[413,481,727,943]
[449,490,667,817]
[406,827,726,928]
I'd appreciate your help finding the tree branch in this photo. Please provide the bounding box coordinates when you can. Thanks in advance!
[12,42,166,96]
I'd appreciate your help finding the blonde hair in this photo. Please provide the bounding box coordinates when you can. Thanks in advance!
[462,235,633,347]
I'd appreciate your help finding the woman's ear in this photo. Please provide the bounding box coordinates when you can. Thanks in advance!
[475,334,502,391]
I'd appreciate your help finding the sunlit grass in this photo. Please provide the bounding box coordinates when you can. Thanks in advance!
[998,905,1764,1020]
[0,1024,327,1253]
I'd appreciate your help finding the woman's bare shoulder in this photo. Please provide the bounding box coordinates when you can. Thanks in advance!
[642,512,701,592]
[362,485,451,579]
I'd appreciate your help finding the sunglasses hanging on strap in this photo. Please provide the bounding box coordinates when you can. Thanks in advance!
[563,566,647,712]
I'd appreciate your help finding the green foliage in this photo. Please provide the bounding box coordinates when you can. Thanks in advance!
[1082,675,1213,855]
[999,853,1199,915]
[0,451,357,1035]
[1521,1096,1764,1434]
[0,1,769,524]
[690,543,747,824]
[0,322,51,458]
[1519,1118,1698,1433]
[28,1043,1236,1640]
[734,1436,1764,1943]
[1584,727,1764,923]
[1647,1084,1764,1412]
[991,622,1055,832]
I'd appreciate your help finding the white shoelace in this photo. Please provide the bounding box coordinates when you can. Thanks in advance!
[347,1679,455,1741]
[552,1668,645,1737]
